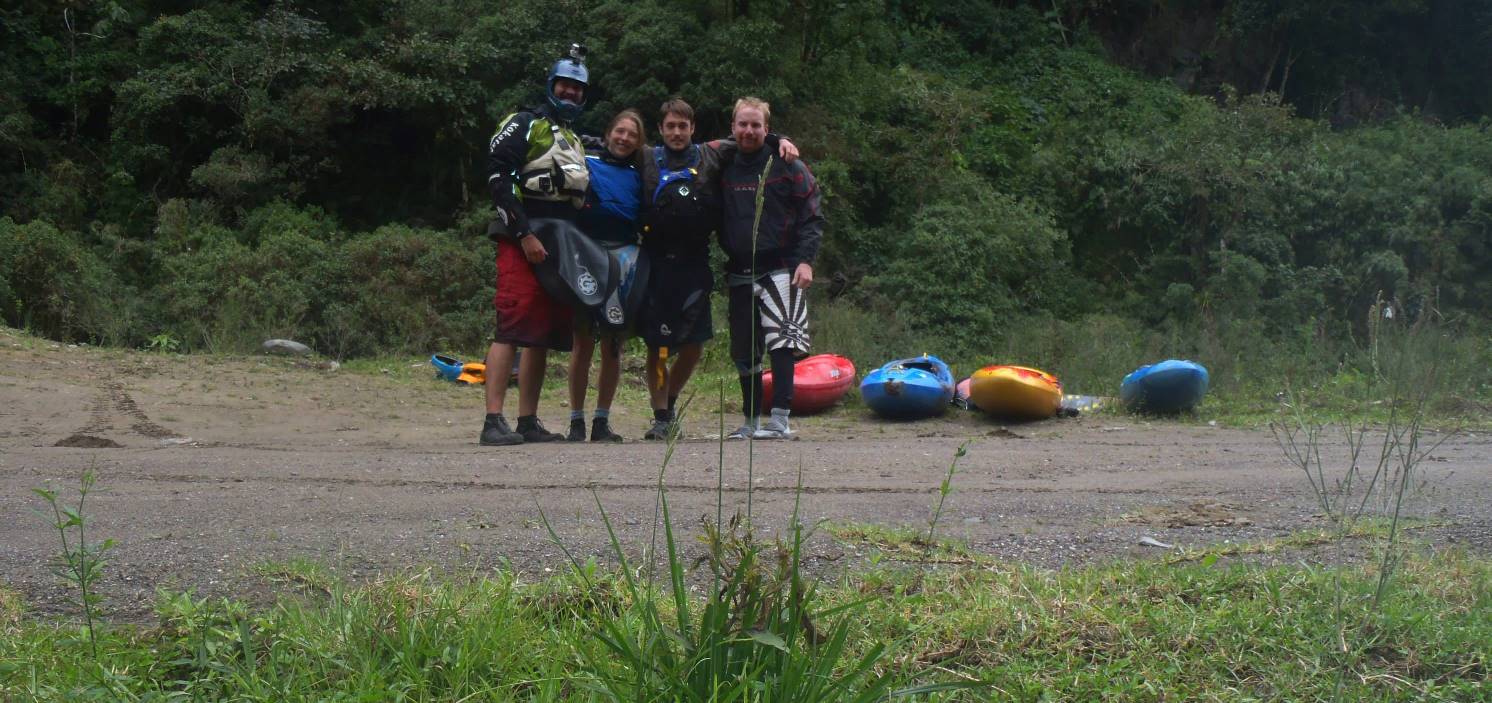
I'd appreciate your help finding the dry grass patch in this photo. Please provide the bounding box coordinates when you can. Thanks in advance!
[0,585,22,630]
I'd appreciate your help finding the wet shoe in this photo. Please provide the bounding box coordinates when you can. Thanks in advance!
[566,418,587,442]
[726,423,758,440]
[643,418,672,441]
[591,418,624,443]
[479,415,523,446]
[515,416,565,443]
[752,416,795,440]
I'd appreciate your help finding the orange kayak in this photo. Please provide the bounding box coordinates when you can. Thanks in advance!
[969,365,1062,419]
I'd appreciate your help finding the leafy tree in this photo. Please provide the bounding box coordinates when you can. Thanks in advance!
[0,0,1488,355]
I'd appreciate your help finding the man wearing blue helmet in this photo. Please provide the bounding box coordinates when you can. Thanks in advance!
[478,44,592,447]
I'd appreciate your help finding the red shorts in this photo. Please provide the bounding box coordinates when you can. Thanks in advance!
[494,238,573,350]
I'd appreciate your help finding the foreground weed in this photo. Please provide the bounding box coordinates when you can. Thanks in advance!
[926,440,971,546]
[817,440,979,567]
[542,388,974,701]
[1271,300,1456,701]
[553,490,968,701]
[31,469,114,659]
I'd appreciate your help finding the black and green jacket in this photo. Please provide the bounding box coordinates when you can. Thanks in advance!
[486,103,585,237]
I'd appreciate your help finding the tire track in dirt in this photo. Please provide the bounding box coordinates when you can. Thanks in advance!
[111,383,178,439]
[78,383,117,435]
[64,380,182,444]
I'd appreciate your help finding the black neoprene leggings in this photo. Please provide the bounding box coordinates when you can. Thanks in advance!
[729,283,795,416]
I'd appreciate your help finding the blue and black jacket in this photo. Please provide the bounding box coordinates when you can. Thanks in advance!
[578,146,642,247]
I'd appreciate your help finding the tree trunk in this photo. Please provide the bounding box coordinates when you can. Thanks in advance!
[459,151,470,206]
[796,0,811,63]
[65,8,78,142]
[1259,41,1282,94]
[1279,45,1300,99]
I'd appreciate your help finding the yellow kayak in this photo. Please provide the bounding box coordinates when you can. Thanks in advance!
[969,365,1063,419]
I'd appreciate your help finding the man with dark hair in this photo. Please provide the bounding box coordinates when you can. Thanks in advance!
[637,97,797,440]
[477,45,592,446]
[717,97,823,440]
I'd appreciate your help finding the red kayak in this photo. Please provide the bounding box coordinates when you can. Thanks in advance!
[761,354,856,414]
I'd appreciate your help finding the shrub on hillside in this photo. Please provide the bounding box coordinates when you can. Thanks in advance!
[318,224,493,359]
[154,203,493,357]
[154,199,236,257]
[238,200,340,247]
[156,222,335,353]
[868,188,1069,354]
[0,218,137,344]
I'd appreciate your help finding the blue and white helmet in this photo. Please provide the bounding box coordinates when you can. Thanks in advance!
[546,43,589,122]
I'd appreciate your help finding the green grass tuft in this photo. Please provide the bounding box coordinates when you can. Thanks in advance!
[3,547,1488,700]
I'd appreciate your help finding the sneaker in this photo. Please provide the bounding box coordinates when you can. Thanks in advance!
[515,416,565,443]
[591,418,623,443]
[643,418,673,441]
[726,422,758,440]
[479,415,524,446]
[566,418,587,442]
[753,416,795,440]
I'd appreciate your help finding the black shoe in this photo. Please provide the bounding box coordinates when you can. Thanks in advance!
[566,418,587,442]
[643,418,672,441]
[590,417,623,443]
[515,416,565,443]
[479,415,523,446]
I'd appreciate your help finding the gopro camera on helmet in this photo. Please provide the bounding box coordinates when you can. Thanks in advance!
[546,42,590,122]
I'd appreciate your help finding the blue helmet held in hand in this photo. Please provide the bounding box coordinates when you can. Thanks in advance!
[546,43,589,122]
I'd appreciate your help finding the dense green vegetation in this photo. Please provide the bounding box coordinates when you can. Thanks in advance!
[4,544,1488,700]
[6,5,1488,696]
[3,1,1490,393]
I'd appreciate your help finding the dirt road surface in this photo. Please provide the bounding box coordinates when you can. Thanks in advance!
[3,330,1488,620]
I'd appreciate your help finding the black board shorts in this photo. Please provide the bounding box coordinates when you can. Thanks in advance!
[639,254,714,348]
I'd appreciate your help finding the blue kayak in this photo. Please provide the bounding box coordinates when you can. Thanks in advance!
[861,355,954,419]
[431,354,464,382]
[1121,359,1209,413]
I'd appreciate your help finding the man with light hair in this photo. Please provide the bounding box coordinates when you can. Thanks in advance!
[637,97,798,440]
[716,97,824,439]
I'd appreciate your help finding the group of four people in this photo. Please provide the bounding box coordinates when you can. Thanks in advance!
[477,46,824,447]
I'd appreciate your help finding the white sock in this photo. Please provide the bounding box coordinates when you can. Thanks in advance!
[770,407,791,428]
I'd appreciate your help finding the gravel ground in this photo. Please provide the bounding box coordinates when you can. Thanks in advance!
[3,330,1488,621]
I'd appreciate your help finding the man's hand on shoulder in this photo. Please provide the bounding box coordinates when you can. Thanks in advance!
[520,233,548,264]
[792,262,813,289]
[778,138,799,163]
